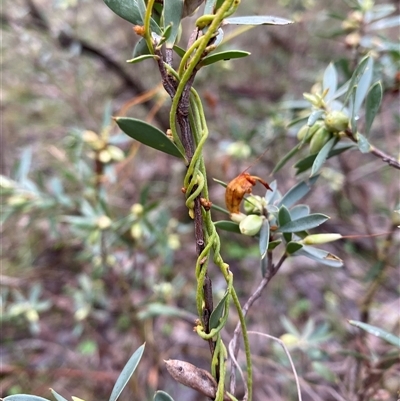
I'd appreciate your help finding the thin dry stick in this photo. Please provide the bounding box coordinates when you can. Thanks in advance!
[229,253,287,394]
[247,331,303,401]
[344,129,400,170]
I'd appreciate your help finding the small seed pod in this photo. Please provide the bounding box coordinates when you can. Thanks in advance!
[239,214,264,236]
[309,126,332,154]
[325,111,349,133]
[296,124,309,141]
[297,121,323,143]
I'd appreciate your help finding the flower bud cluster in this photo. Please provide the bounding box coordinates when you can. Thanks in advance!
[82,130,125,164]
[296,111,349,154]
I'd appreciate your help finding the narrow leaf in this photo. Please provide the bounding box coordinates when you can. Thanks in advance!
[290,204,310,220]
[286,241,303,254]
[365,81,382,135]
[354,56,373,115]
[224,16,293,26]
[209,291,229,330]
[214,220,241,234]
[310,136,337,177]
[115,117,185,159]
[103,0,142,25]
[201,50,250,67]
[278,176,319,208]
[164,0,183,47]
[50,390,68,401]
[126,54,159,63]
[344,55,371,107]
[173,44,186,58]
[296,245,343,267]
[365,4,395,23]
[133,38,150,57]
[307,110,324,126]
[294,143,354,174]
[16,147,32,183]
[368,15,400,30]
[261,253,269,276]
[278,205,292,242]
[277,213,329,233]
[136,0,146,20]
[109,343,146,401]
[268,240,282,250]
[348,321,400,348]
[154,391,175,401]
[281,316,301,336]
[259,219,270,259]
[137,303,195,321]
[323,63,338,102]
[272,143,302,174]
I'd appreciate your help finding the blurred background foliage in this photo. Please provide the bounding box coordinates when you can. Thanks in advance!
[1,0,399,400]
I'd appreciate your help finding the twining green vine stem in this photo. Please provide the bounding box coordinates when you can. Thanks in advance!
[188,87,253,400]
[143,0,156,55]
[146,0,253,399]
[169,0,240,158]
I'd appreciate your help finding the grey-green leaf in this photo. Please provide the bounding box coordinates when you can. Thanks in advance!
[209,290,229,330]
[368,15,400,30]
[365,4,395,23]
[272,143,302,173]
[164,0,183,47]
[278,176,319,208]
[103,0,161,34]
[296,245,343,267]
[50,390,68,401]
[365,81,382,135]
[127,54,159,63]
[214,220,241,234]
[344,55,371,107]
[201,50,250,67]
[133,38,150,57]
[286,241,303,254]
[109,343,146,401]
[310,136,337,177]
[290,204,310,220]
[278,213,329,233]
[307,110,324,126]
[278,205,292,242]
[259,219,270,259]
[137,303,196,321]
[103,0,142,25]
[323,63,338,102]
[115,117,185,159]
[354,56,373,115]
[154,391,176,401]
[348,320,400,347]
[224,16,293,26]
[294,143,354,174]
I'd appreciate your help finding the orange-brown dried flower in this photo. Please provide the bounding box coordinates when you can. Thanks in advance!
[225,172,271,214]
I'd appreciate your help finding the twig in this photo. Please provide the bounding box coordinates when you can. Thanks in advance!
[247,331,303,401]
[229,253,287,394]
[344,129,400,170]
